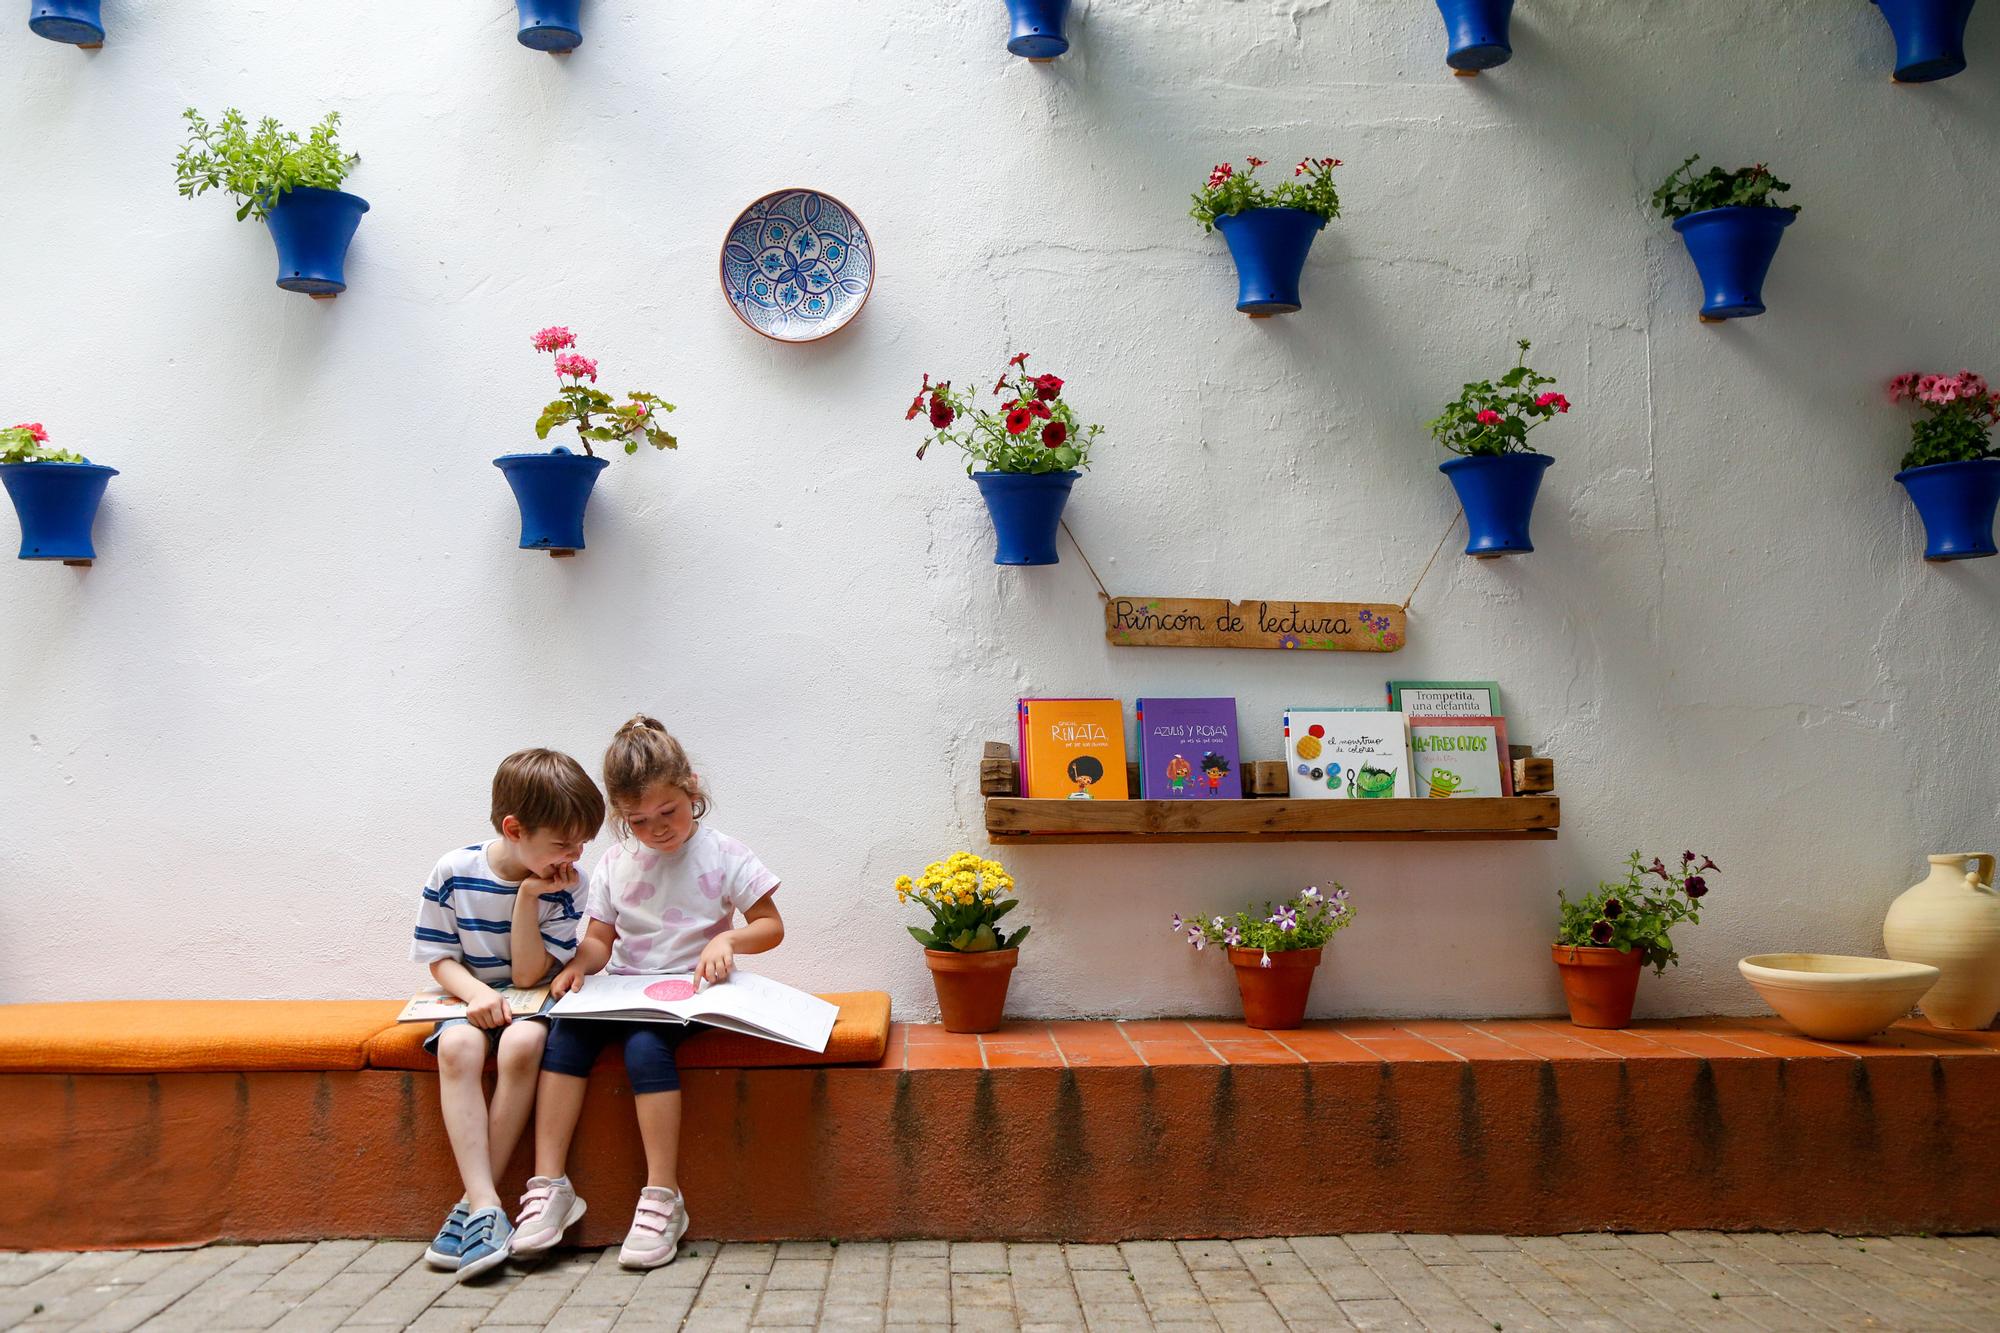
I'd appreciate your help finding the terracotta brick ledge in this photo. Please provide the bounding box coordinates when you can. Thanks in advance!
[3,1016,1996,1249]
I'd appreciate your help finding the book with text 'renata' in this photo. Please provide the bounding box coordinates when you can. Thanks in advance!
[1136,698,1241,799]
[548,970,837,1054]
[1282,708,1412,799]
[1018,698,1130,799]
[1386,680,1503,718]
[1408,715,1513,798]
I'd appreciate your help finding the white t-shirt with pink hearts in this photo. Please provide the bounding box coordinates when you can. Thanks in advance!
[583,825,780,976]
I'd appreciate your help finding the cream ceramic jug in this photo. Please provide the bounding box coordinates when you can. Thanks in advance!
[1882,853,2000,1030]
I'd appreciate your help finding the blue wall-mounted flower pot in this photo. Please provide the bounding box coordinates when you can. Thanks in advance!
[264,187,368,296]
[1005,0,1070,59]
[972,469,1077,566]
[1897,458,2000,560]
[517,0,582,51]
[1873,0,1974,82]
[495,448,610,555]
[1,460,116,562]
[1213,207,1326,316]
[1671,205,1794,321]
[1441,452,1554,556]
[29,0,102,45]
[1437,0,1513,71]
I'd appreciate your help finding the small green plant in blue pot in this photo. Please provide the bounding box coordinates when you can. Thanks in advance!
[906,352,1104,566]
[496,327,678,557]
[1191,156,1343,317]
[1653,155,1800,323]
[0,422,116,565]
[516,0,582,52]
[1004,0,1070,59]
[29,0,103,45]
[1430,340,1569,557]
[1436,0,1513,73]
[176,107,368,298]
[1872,0,1975,82]
[1888,369,2000,561]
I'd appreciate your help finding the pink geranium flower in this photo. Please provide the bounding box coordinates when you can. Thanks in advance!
[531,326,576,353]
[553,352,598,382]
[1476,409,1503,425]
[1536,392,1571,413]
[10,422,48,443]
[1886,372,1919,403]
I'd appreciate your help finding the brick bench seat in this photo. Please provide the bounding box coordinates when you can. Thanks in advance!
[0,1006,1995,1251]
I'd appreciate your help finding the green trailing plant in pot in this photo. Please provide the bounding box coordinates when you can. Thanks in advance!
[1553,850,1718,1029]
[175,107,369,296]
[1652,155,1800,321]
[1176,884,1355,1029]
[905,352,1104,566]
[1430,339,1571,556]
[1886,370,2000,561]
[495,326,679,557]
[1190,155,1344,316]
[0,422,117,564]
[897,852,1027,1033]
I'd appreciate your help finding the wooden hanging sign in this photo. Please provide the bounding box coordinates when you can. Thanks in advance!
[1104,596,1406,652]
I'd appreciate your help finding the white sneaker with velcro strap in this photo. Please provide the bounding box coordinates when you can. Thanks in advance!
[508,1175,587,1257]
[617,1186,688,1269]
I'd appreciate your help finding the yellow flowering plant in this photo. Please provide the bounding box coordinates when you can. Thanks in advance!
[895,852,1028,953]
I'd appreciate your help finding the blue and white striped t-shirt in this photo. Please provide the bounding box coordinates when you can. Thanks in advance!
[410,842,584,985]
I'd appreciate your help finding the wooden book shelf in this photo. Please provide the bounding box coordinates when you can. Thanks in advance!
[982,742,1559,845]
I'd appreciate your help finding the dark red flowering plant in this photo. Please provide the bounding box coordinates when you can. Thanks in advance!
[530,326,678,459]
[1429,340,1572,457]
[904,352,1103,475]
[1556,851,1719,974]
[1190,155,1343,231]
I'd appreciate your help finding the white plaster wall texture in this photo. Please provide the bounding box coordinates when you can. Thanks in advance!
[2,1,1996,1020]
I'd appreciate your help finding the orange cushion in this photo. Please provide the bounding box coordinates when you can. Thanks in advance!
[0,1001,404,1073]
[362,991,891,1072]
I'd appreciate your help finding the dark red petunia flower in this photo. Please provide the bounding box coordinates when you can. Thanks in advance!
[1033,373,1064,401]
[1008,351,1031,369]
[905,373,931,421]
[1042,421,1066,449]
[928,394,954,429]
[1027,399,1051,420]
[1601,897,1623,919]
[1005,407,1033,435]
[1684,876,1708,899]
[1590,919,1615,945]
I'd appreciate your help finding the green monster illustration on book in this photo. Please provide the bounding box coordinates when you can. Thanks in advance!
[1424,768,1464,799]
[1348,764,1399,798]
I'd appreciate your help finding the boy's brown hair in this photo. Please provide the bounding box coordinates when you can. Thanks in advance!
[490,748,606,838]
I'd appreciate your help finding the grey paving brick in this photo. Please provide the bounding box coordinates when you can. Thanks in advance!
[953,1242,1013,1274]
[750,1283,824,1323]
[1177,1241,1244,1272]
[1063,1245,1128,1272]
[1336,1298,1424,1331]
[712,1243,779,1275]
[776,1240,838,1261]
[765,1258,831,1291]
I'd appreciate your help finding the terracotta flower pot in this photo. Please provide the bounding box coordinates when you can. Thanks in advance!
[1227,946,1322,1029]
[1551,943,1644,1028]
[925,948,1018,1033]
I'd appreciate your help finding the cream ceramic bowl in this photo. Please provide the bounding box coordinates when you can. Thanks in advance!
[1738,953,1941,1041]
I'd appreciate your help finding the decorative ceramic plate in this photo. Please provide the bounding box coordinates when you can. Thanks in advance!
[720,189,874,342]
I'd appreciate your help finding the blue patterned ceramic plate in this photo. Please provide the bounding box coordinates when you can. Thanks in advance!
[720,189,874,342]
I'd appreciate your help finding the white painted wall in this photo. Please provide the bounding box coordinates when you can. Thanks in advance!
[3,1,1997,1021]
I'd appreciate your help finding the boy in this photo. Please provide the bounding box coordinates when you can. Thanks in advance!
[411,748,604,1281]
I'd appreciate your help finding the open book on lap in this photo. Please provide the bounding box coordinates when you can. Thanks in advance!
[398,985,551,1024]
[547,970,837,1055]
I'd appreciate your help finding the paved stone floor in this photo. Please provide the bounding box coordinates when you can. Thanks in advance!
[3,1232,1998,1332]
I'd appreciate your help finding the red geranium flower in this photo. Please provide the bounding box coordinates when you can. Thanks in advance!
[1032,373,1063,401]
[1042,421,1067,449]
[1005,407,1033,435]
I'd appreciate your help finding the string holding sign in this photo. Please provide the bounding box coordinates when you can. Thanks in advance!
[1104,596,1405,653]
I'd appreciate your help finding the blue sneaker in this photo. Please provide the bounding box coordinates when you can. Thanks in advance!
[423,1202,469,1270]
[455,1206,514,1283]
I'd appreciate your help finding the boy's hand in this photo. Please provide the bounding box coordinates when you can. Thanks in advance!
[696,935,736,988]
[522,862,580,897]
[466,989,512,1030]
[550,959,589,999]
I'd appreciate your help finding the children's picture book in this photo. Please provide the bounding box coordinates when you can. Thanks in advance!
[1135,697,1241,799]
[1408,715,1513,798]
[1386,680,1504,718]
[1018,697,1130,800]
[547,970,837,1054]
[398,984,551,1024]
[1281,708,1413,799]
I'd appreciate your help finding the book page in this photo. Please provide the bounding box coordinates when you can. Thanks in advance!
[397,984,550,1023]
[546,970,837,1053]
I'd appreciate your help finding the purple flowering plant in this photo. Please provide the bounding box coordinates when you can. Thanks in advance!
[1556,850,1718,974]
[1173,883,1355,958]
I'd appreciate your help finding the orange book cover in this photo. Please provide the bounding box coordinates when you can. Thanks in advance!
[1018,698,1130,799]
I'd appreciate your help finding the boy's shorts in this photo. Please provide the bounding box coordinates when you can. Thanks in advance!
[422,993,559,1055]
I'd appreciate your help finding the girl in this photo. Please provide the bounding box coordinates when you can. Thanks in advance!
[507,716,785,1270]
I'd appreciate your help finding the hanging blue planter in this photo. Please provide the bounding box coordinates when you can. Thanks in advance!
[971,469,1077,566]
[28,0,102,45]
[263,187,369,296]
[0,460,116,562]
[1005,0,1070,59]
[516,0,582,51]
[1896,458,2000,561]
[494,448,610,554]
[1440,452,1554,556]
[1436,0,1513,71]
[1872,0,1974,82]
[1213,207,1326,316]
[1671,206,1795,321]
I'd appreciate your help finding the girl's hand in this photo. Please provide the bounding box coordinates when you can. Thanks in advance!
[696,935,736,987]
[467,989,512,1030]
[550,959,589,999]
